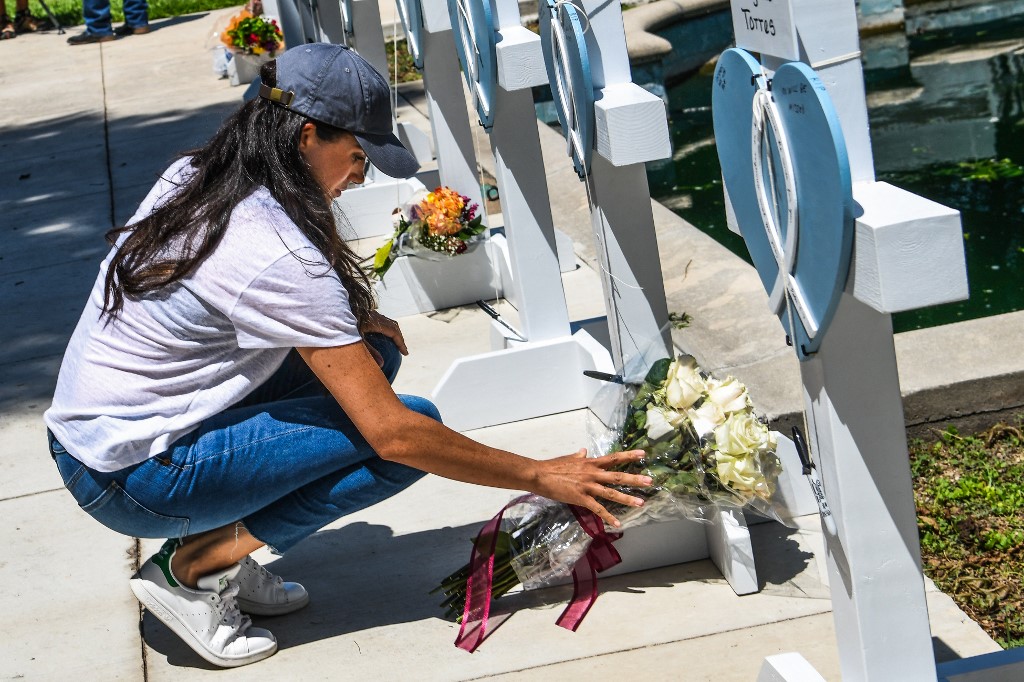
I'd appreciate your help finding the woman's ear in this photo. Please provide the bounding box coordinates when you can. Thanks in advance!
[298,122,318,153]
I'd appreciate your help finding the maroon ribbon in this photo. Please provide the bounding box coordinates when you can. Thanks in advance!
[454,495,525,653]
[555,506,622,632]
[455,499,622,652]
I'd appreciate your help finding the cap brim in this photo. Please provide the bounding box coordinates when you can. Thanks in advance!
[354,131,420,179]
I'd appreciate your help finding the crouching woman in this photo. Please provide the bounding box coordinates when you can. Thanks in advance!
[43,44,650,668]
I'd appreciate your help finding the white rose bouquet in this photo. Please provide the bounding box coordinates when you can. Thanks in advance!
[435,355,787,626]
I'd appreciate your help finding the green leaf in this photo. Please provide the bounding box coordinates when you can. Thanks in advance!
[633,410,647,430]
[668,311,692,329]
[645,358,671,385]
[456,215,488,240]
[373,240,394,278]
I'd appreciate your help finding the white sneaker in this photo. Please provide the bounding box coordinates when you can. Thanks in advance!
[234,555,310,616]
[130,540,278,668]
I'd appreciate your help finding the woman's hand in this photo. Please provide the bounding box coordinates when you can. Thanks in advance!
[359,311,407,366]
[531,449,652,528]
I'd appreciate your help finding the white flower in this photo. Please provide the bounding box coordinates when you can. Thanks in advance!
[665,355,705,410]
[714,451,768,493]
[714,411,772,457]
[645,405,683,441]
[687,400,726,438]
[391,207,405,229]
[705,376,750,415]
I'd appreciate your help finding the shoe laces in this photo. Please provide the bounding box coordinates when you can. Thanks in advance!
[243,556,284,587]
[212,583,252,634]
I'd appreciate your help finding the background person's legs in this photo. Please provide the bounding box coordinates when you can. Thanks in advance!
[13,0,42,33]
[1,3,15,38]
[121,0,147,28]
[81,0,112,35]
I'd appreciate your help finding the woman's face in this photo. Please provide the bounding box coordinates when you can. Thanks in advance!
[298,123,368,198]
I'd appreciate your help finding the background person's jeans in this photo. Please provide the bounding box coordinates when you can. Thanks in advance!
[50,335,436,552]
[83,0,148,35]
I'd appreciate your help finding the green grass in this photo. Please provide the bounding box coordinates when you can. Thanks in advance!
[4,0,243,29]
[910,418,1024,648]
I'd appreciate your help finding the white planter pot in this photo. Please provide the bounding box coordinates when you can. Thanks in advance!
[227,52,272,87]
[374,240,501,317]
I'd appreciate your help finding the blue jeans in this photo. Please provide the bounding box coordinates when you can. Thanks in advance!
[83,0,148,35]
[50,335,436,553]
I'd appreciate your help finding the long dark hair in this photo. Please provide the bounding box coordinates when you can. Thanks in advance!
[102,60,375,326]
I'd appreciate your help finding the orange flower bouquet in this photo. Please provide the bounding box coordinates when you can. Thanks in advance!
[220,10,283,56]
[372,187,486,279]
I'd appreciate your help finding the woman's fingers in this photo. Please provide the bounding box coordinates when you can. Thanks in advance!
[584,499,622,528]
[376,313,408,354]
[361,312,409,355]
[591,482,646,508]
[595,449,647,468]
[601,470,653,489]
[538,447,656,526]
[387,322,408,355]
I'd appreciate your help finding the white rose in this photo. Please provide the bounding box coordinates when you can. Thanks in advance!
[715,451,767,492]
[665,355,705,410]
[645,405,682,441]
[705,376,749,415]
[687,401,726,438]
[714,411,772,457]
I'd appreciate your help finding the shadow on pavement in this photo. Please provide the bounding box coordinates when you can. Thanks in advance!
[141,520,499,668]
[146,13,210,32]
[0,102,237,415]
[749,520,821,596]
[140,518,777,669]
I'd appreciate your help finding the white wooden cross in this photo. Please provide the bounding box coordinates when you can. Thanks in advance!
[715,0,971,679]
[538,0,674,377]
[317,0,390,78]
[536,0,764,597]
[424,0,615,432]
[408,0,488,218]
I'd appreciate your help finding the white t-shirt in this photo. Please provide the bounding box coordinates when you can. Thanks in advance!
[44,158,363,472]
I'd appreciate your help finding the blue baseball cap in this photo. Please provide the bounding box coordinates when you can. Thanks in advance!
[261,43,419,179]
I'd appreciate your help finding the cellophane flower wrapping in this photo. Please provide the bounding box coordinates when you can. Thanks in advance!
[502,355,790,591]
[371,187,486,278]
[434,353,795,619]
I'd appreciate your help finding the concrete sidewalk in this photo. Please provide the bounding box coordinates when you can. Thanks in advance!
[0,11,1002,680]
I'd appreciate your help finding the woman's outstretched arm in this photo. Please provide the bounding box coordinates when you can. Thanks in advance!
[297,343,651,528]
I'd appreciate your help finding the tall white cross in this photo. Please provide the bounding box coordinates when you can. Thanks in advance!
[716,0,969,679]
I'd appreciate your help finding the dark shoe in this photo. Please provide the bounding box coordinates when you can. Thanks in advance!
[0,14,15,39]
[113,23,150,36]
[14,9,38,32]
[67,30,115,45]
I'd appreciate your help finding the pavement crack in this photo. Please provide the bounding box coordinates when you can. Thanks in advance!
[134,537,149,681]
[1,487,64,503]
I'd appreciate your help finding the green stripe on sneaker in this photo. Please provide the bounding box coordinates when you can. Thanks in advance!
[153,538,181,588]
